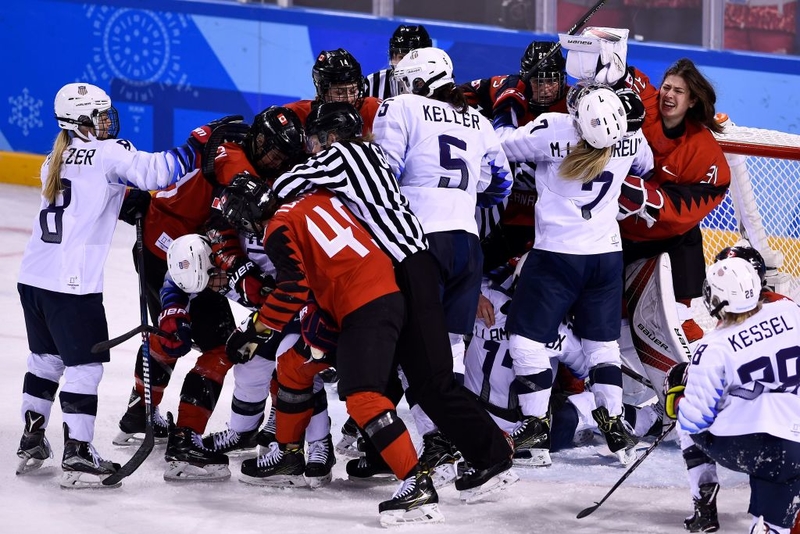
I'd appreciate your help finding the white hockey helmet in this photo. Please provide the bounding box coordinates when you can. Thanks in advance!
[54,82,119,138]
[703,257,760,318]
[393,47,454,97]
[167,234,214,294]
[567,81,627,149]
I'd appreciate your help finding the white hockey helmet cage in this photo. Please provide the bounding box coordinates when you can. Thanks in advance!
[54,82,120,138]
[167,234,214,294]
[567,82,627,149]
[703,257,761,318]
[393,47,454,97]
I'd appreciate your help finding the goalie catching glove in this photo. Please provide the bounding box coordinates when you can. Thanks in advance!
[157,306,193,358]
[663,362,689,420]
[226,311,273,364]
[618,174,664,228]
[560,27,629,86]
[299,300,339,361]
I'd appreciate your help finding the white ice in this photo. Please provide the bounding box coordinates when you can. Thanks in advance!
[0,182,754,533]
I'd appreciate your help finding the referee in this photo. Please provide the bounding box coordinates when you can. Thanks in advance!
[364,24,432,100]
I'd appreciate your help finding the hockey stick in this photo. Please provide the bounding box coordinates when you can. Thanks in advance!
[102,213,155,485]
[576,420,677,518]
[91,325,174,353]
[521,0,606,83]
[621,364,654,389]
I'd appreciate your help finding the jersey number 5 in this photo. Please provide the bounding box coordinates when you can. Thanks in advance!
[437,135,469,191]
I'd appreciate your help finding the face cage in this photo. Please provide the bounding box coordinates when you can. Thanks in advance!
[529,72,566,107]
[319,81,364,108]
[702,279,728,319]
[93,106,120,139]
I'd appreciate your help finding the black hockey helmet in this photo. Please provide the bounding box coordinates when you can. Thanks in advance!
[519,41,566,107]
[306,102,363,150]
[715,245,767,287]
[389,25,432,59]
[244,106,306,178]
[219,173,279,237]
[312,48,364,104]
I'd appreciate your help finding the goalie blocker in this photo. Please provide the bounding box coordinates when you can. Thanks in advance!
[623,253,692,406]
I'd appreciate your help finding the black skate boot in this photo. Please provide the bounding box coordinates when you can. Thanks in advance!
[113,399,169,446]
[256,407,277,449]
[16,410,53,475]
[201,415,262,455]
[61,423,121,489]
[346,446,396,483]
[592,406,639,464]
[418,430,461,487]
[378,465,443,526]
[164,414,230,481]
[304,434,336,488]
[335,416,364,458]
[684,483,720,532]
[240,442,306,487]
[510,415,552,467]
[455,456,518,503]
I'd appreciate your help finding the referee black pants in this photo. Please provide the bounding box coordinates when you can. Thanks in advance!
[394,250,512,471]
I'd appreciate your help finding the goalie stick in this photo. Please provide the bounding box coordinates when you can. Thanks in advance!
[576,420,677,518]
[91,325,174,353]
[521,0,606,83]
[102,214,155,486]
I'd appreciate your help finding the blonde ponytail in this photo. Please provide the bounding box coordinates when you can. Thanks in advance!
[559,141,612,183]
[43,130,70,204]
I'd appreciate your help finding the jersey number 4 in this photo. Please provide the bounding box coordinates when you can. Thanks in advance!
[306,196,370,259]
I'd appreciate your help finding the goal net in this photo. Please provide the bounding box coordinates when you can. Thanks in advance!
[694,113,800,330]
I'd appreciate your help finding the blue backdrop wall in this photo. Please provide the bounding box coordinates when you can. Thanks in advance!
[3,0,800,154]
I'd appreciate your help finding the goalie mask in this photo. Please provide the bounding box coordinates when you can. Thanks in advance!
[567,82,627,149]
[714,245,767,287]
[54,83,120,139]
[306,102,363,153]
[393,47,454,97]
[313,49,365,106]
[167,234,216,294]
[703,257,760,319]
[389,24,432,66]
[245,106,306,178]
[219,174,278,238]
[519,41,566,108]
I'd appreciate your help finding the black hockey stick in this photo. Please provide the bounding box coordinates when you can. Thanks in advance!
[91,325,174,353]
[621,364,654,390]
[102,213,155,485]
[521,0,606,83]
[576,420,677,518]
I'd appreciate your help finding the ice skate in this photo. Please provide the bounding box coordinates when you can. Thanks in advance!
[378,466,443,527]
[304,434,336,488]
[592,406,639,465]
[335,417,364,458]
[240,441,306,487]
[164,415,230,481]
[510,415,552,467]
[256,407,277,450]
[16,410,53,475]
[346,452,397,483]
[455,457,519,504]
[418,430,461,488]
[684,483,720,533]
[113,404,169,446]
[60,423,121,489]
[201,420,260,456]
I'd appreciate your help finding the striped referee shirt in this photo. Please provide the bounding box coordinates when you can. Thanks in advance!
[271,140,428,263]
[364,68,395,100]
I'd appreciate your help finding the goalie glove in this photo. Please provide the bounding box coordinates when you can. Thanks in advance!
[226,312,274,364]
[618,174,664,228]
[560,27,629,86]
[157,306,193,358]
[299,300,339,361]
[663,362,689,420]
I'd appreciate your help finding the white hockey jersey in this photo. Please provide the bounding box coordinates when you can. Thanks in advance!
[373,94,512,236]
[18,136,192,295]
[499,113,653,255]
[679,298,800,443]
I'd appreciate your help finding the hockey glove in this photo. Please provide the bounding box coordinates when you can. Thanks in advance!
[186,115,245,167]
[118,188,152,226]
[157,306,193,358]
[561,27,629,86]
[229,258,268,308]
[226,312,274,364]
[616,88,646,136]
[618,175,664,228]
[299,301,339,361]
[663,362,689,420]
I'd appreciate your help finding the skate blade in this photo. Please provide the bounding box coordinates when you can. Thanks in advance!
[379,503,444,527]
[616,447,637,466]
[60,470,122,489]
[112,431,167,447]
[239,473,306,487]
[430,462,458,488]
[459,468,519,504]
[335,442,364,458]
[304,471,333,489]
[16,455,48,476]
[163,461,231,481]
[512,448,552,467]
[348,473,397,484]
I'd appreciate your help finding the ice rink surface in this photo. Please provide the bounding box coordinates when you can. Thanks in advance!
[0,182,754,533]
